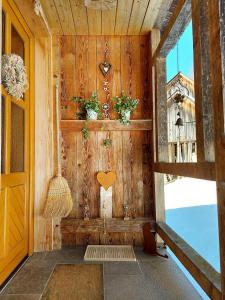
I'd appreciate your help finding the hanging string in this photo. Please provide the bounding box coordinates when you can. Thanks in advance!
[176,42,180,74]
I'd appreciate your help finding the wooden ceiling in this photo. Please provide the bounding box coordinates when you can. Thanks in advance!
[40,0,166,35]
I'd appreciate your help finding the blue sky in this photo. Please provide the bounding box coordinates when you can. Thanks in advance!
[166,22,194,82]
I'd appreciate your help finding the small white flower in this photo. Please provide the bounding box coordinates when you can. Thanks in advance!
[1,54,28,99]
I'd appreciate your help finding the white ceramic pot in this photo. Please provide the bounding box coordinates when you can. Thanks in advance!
[123,110,131,120]
[86,109,98,120]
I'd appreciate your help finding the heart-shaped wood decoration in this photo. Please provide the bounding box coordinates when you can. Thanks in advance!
[97,171,116,191]
[99,62,112,77]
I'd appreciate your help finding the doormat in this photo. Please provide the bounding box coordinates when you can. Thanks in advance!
[84,245,136,261]
[41,264,103,300]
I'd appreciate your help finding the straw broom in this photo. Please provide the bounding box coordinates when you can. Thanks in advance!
[43,84,73,218]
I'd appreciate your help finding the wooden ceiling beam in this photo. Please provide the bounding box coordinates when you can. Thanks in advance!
[102,2,117,35]
[114,0,133,35]
[141,0,164,34]
[13,0,49,37]
[128,0,150,35]
[70,0,88,35]
[54,0,75,35]
[40,0,62,35]
[38,0,175,36]
[87,9,101,35]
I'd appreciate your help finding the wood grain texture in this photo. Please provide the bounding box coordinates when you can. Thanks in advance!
[54,35,154,246]
[37,0,167,35]
[115,0,133,35]
[56,35,151,120]
[53,0,75,34]
[61,218,154,246]
[141,0,164,34]
[13,0,50,37]
[127,0,150,35]
[61,131,154,221]
[60,120,152,131]
[40,0,62,35]
[34,37,54,251]
[208,0,225,296]
[157,222,221,300]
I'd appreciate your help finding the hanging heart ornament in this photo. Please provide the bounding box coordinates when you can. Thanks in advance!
[97,171,116,190]
[99,62,112,77]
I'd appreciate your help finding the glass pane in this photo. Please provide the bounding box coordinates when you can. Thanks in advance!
[164,174,219,299]
[166,21,197,163]
[11,103,25,172]
[1,96,5,174]
[2,10,5,55]
[11,25,24,59]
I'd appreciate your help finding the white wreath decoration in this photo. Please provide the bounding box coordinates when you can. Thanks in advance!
[1,54,28,100]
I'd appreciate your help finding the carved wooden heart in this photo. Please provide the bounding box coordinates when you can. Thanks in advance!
[99,62,112,77]
[97,171,116,191]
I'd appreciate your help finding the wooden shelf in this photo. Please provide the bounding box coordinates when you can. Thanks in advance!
[60,119,152,132]
[61,218,155,233]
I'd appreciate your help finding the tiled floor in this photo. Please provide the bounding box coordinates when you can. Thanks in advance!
[0,247,202,300]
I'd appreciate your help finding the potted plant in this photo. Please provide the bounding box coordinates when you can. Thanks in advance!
[112,92,139,125]
[72,91,102,120]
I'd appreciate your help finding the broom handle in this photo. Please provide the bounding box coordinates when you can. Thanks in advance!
[56,83,62,176]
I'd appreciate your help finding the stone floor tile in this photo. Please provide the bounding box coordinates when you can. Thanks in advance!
[104,261,142,275]
[134,246,168,262]
[104,274,149,300]
[24,252,48,268]
[2,267,53,295]
[43,247,85,265]
[140,259,202,300]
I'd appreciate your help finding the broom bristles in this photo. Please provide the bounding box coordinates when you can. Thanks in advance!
[43,175,73,218]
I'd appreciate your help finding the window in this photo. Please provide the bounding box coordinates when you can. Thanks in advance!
[10,103,25,172]
[166,21,196,163]
[11,25,25,59]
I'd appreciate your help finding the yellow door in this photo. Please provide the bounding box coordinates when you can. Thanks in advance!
[0,0,32,285]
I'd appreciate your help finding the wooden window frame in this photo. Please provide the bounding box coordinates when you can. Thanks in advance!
[151,0,225,299]
[152,0,215,179]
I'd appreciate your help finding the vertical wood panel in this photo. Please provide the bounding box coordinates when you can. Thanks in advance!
[87,9,101,35]
[96,37,107,103]
[57,35,153,246]
[120,37,133,98]
[122,131,132,208]
[127,0,150,35]
[87,36,97,94]
[60,36,76,119]
[131,131,144,217]
[54,0,75,34]
[75,36,89,98]
[115,0,133,35]
[59,35,150,118]
[111,131,123,217]
[70,0,88,35]
[102,6,117,35]
[61,132,78,218]
[140,35,150,119]
[208,0,225,295]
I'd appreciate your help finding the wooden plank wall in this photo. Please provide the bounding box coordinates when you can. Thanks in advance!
[61,131,153,219]
[54,35,154,224]
[59,35,151,120]
[34,37,55,251]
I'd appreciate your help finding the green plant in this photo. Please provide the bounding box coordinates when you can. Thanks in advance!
[81,121,89,139]
[82,127,89,139]
[112,92,139,125]
[103,138,112,148]
[72,91,103,119]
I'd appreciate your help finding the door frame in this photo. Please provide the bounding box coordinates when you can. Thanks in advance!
[2,0,35,256]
